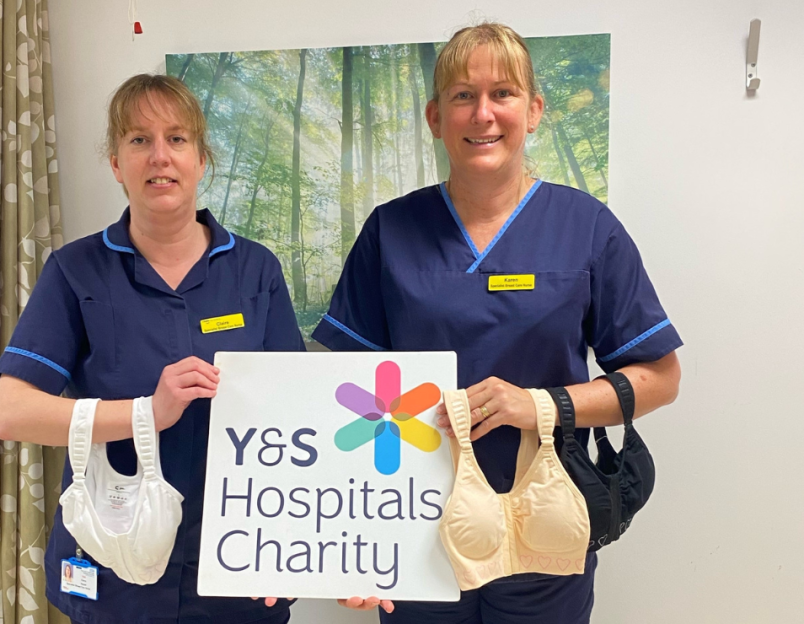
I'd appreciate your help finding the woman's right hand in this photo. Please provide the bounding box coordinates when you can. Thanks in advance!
[338,597,394,613]
[152,356,219,432]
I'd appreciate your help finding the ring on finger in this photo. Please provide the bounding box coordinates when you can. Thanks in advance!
[479,405,491,420]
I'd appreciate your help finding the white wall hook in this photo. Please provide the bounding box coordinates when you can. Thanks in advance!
[746,19,761,91]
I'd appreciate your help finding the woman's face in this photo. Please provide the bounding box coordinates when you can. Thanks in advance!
[64,564,72,580]
[426,45,543,181]
[110,95,205,219]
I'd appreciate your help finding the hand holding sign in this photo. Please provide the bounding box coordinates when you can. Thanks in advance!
[338,596,394,613]
[251,597,293,607]
[153,357,219,431]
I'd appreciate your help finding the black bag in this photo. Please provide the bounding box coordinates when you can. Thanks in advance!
[547,372,655,552]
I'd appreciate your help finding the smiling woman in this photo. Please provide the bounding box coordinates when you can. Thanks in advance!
[425,28,542,204]
[0,74,305,623]
[313,22,682,623]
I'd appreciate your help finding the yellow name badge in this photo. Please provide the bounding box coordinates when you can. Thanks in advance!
[200,313,245,334]
[488,274,536,292]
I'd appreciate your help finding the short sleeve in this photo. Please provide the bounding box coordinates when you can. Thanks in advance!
[311,211,390,351]
[263,257,306,352]
[0,254,85,394]
[586,219,683,373]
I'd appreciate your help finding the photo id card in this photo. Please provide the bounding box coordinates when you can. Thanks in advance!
[61,558,98,600]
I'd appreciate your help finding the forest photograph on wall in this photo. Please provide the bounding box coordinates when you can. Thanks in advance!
[166,34,610,338]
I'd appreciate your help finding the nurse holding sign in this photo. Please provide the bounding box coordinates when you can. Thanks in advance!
[0,75,304,624]
[313,22,682,624]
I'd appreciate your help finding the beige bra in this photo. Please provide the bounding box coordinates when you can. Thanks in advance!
[439,389,590,590]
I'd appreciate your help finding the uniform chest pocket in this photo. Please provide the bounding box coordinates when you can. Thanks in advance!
[478,270,590,332]
[196,291,271,354]
[79,300,118,372]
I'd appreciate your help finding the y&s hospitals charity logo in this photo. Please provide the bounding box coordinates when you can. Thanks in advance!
[334,361,441,475]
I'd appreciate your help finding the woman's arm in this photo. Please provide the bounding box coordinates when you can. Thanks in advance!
[566,350,680,428]
[436,351,681,440]
[0,375,131,445]
[0,356,220,445]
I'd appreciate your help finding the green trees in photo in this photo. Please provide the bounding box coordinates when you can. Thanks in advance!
[527,34,610,201]
[291,49,308,308]
[166,33,610,338]
[339,47,355,267]
[417,42,450,181]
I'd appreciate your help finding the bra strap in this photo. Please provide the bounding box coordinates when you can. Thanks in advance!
[546,387,576,441]
[594,372,636,441]
[527,389,556,448]
[68,399,101,482]
[442,390,474,453]
[132,397,160,479]
[606,372,635,427]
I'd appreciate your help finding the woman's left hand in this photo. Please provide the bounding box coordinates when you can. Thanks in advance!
[436,376,537,441]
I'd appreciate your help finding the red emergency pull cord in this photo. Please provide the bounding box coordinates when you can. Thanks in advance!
[129,0,142,39]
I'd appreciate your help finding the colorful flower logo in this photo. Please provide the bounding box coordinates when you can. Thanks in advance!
[334,361,442,475]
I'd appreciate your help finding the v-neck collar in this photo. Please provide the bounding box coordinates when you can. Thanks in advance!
[438,179,543,273]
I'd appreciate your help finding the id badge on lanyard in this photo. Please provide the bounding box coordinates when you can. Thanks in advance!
[61,547,98,600]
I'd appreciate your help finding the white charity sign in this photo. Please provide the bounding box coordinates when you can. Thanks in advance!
[198,352,461,601]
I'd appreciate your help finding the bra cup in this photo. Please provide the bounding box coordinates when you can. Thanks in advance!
[620,429,655,513]
[61,448,113,563]
[514,452,590,553]
[441,462,506,561]
[128,479,184,569]
[60,485,116,569]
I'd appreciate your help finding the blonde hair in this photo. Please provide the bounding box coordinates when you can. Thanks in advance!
[105,74,215,176]
[432,23,537,103]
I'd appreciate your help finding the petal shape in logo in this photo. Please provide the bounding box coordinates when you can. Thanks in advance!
[373,420,401,475]
[375,361,400,414]
[397,418,442,452]
[391,383,441,420]
[336,383,383,421]
[335,417,379,451]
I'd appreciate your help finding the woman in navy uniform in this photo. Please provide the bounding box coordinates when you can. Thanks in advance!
[0,75,303,624]
[315,24,682,623]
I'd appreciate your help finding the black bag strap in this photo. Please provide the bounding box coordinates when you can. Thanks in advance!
[545,386,575,441]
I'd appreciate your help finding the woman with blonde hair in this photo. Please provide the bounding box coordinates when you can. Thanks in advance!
[0,74,303,623]
[316,23,682,623]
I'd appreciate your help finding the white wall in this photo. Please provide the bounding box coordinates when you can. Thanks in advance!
[47,1,804,622]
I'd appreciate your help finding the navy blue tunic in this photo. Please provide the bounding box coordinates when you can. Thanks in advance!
[0,208,304,624]
[313,181,682,494]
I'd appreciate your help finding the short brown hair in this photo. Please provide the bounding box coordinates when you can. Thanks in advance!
[432,23,537,103]
[105,74,214,175]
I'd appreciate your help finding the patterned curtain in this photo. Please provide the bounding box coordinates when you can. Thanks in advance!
[0,0,68,622]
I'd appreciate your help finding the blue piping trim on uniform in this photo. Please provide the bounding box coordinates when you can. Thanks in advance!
[102,228,135,254]
[322,314,386,351]
[440,180,543,274]
[3,347,71,380]
[599,319,672,362]
[209,231,235,257]
[439,183,480,260]
[466,179,542,273]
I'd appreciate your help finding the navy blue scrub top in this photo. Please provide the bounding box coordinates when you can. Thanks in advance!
[0,208,304,624]
[313,181,683,494]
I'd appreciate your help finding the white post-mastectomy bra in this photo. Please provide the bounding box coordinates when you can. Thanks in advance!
[60,397,184,585]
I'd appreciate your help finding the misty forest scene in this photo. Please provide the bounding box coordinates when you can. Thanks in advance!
[166,34,610,338]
